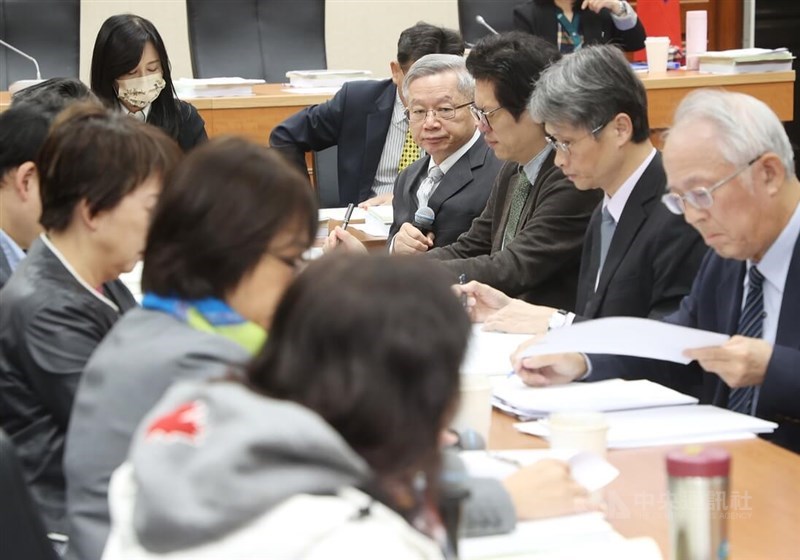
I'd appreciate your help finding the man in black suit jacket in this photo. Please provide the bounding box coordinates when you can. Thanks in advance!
[385,54,503,250]
[269,22,464,206]
[459,46,704,343]
[514,90,800,454]
[513,0,645,53]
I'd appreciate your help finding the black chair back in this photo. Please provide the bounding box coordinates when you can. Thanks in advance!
[186,0,326,82]
[0,429,59,560]
[0,0,80,90]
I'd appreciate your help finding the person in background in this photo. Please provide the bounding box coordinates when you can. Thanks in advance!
[514,0,645,53]
[101,256,593,559]
[270,22,464,207]
[64,138,317,560]
[90,14,207,151]
[0,103,181,539]
[512,90,800,454]
[458,46,705,371]
[1,79,95,289]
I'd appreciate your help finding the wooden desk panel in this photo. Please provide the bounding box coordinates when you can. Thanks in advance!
[489,410,800,560]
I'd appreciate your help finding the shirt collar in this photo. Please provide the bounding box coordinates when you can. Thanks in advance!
[602,148,657,223]
[750,198,800,296]
[428,129,481,176]
[522,144,554,184]
[39,233,120,312]
[0,229,26,271]
[118,100,151,122]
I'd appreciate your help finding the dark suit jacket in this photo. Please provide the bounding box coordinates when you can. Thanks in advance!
[270,79,397,205]
[575,152,707,320]
[388,135,503,248]
[0,238,136,533]
[428,151,601,310]
[590,231,800,453]
[513,1,646,52]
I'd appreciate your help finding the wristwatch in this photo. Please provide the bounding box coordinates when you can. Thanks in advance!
[547,309,570,332]
[616,0,631,17]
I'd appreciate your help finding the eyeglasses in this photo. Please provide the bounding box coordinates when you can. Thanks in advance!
[545,122,608,155]
[405,101,473,123]
[469,104,503,130]
[661,155,763,215]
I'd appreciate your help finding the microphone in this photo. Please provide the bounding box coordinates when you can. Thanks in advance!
[475,15,499,35]
[1,39,45,96]
[413,206,435,236]
[0,40,42,80]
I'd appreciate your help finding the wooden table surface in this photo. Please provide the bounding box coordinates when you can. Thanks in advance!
[489,410,800,560]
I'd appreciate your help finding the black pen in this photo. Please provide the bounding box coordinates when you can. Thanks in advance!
[341,203,355,231]
[458,273,468,308]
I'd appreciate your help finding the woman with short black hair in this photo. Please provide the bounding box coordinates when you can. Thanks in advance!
[90,14,207,151]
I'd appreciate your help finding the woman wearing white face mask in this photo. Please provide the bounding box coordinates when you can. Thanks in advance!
[91,14,208,152]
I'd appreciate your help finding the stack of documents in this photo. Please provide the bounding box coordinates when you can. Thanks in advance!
[492,377,697,419]
[174,77,265,98]
[286,69,372,88]
[698,48,794,74]
[515,404,777,448]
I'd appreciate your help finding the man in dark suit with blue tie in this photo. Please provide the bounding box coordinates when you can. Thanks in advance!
[269,22,464,206]
[513,89,800,454]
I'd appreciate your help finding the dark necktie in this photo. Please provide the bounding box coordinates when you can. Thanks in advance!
[597,207,616,277]
[727,266,765,414]
[502,170,531,249]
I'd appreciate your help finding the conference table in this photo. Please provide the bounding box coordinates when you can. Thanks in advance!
[489,410,800,560]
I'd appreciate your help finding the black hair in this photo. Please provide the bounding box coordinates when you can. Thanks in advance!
[10,78,95,111]
[141,137,317,300]
[37,102,181,232]
[466,31,561,120]
[90,14,182,139]
[397,21,465,71]
[0,104,52,177]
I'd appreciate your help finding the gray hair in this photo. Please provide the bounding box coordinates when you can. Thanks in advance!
[669,89,795,177]
[402,53,474,102]
[529,45,650,142]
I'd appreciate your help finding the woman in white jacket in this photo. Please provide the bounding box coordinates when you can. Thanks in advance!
[103,255,472,559]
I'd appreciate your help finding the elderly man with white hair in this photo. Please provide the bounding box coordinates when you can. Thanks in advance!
[513,89,800,454]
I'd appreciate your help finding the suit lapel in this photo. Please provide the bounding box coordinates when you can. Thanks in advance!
[428,140,487,214]
[592,155,665,308]
[404,156,431,214]
[775,231,800,348]
[492,164,523,253]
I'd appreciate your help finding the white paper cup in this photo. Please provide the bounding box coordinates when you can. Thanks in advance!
[452,374,493,442]
[548,411,608,458]
[644,37,671,75]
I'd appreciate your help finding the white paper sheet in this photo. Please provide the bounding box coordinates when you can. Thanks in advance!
[515,405,776,449]
[461,325,533,376]
[519,317,730,364]
[493,377,697,418]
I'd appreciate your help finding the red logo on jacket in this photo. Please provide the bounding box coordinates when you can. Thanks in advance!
[145,400,206,444]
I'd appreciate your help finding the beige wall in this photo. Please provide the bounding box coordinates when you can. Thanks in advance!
[79,0,459,83]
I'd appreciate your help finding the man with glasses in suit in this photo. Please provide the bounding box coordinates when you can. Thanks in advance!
[458,46,705,374]
[512,89,800,454]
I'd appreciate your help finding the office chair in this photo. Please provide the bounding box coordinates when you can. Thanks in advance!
[0,0,80,90]
[314,146,340,208]
[457,0,520,45]
[186,0,327,82]
[0,429,60,560]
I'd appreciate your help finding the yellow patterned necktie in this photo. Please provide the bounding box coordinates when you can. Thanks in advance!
[398,128,421,172]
